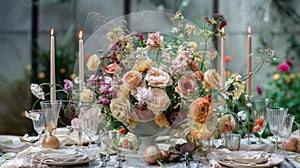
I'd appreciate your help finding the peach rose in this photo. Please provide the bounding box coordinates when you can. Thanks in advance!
[175,77,197,98]
[202,69,221,90]
[87,54,100,71]
[122,70,142,89]
[218,114,236,133]
[189,98,211,124]
[154,112,170,128]
[132,60,153,73]
[110,97,131,122]
[147,88,170,115]
[80,89,94,103]
[105,63,120,74]
[145,67,173,88]
[146,32,163,48]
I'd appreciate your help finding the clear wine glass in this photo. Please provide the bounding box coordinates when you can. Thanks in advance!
[266,107,288,154]
[25,109,44,145]
[279,114,295,156]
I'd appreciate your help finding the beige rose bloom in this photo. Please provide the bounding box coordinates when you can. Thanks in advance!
[87,54,100,71]
[147,88,170,115]
[110,97,131,122]
[132,60,152,73]
[145,67,173,88]
[202,69,221,90]
[80,89,94,103]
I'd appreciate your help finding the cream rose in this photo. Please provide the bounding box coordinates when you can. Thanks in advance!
[147,88,170,115]
[110,97,131,122]
[80,89,94,103]
[132,60,153,73]
[145,67,173,88]
[87,54,100,71]
[202,69,221,90]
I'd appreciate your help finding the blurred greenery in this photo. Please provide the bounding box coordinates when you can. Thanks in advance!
[258,0,300,132]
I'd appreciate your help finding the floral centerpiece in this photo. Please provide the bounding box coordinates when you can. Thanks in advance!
[70,11,239,148]
[29,11,276,157]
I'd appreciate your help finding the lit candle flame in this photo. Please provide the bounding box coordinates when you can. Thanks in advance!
[248,26,251,34]
[51,28,54,36]
[79,30,83,39]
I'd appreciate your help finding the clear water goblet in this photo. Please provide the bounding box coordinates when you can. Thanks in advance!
[25,109,44,145]
[40,100,62,149]
[266,107,288,154]
[80,104,102,161]
[279,114,295,156]
[251,98,273,144]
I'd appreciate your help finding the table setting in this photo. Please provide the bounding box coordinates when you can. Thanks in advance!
[2,10,300,168]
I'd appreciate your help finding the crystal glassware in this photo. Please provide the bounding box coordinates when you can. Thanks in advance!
[80,104,102,161]
[266,107,288,154]
[40,100,62,149]
[25,109,44,145]
[279,114,295,156]
[251,98,272,144]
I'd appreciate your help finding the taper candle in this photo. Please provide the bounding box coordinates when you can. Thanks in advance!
[220,28,226,91]
[79,30,84,91]
[50,28,56,103]
[247,27,252,96]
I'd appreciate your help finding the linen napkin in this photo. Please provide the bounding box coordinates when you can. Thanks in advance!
[1,146,90,168]
[1,146,41,168]
[0,136,28,153]
[221,151,270,164]
[35,148,89,164]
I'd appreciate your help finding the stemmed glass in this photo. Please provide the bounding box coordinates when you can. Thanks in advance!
[40,101,62,149]
[251,98,272,144]
[80,104,102,159]
[266,107,288,154]
[279,114,295,156]
[25,109,44,145]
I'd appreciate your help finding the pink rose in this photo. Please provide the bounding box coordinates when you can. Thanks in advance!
[146,32,163,48]
[145,67,173,88]
[219,114,236,133]
[175,77,197,98]
[105,63,120,74]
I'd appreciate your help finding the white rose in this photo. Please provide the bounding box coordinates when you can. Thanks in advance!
[80,89,94,103]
